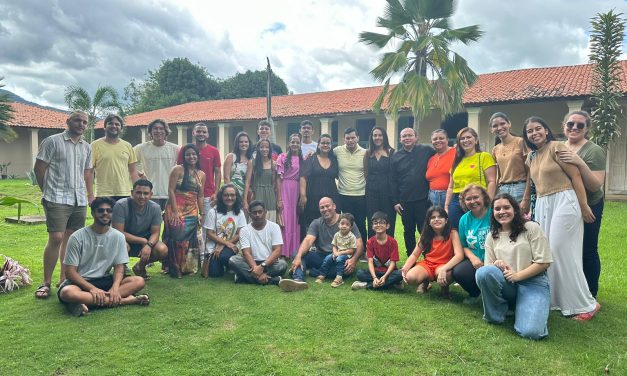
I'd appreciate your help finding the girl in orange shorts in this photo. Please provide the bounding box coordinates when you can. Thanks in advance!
[401,206,464,297]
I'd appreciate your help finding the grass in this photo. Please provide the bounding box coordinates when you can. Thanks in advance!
[1,179,626,375]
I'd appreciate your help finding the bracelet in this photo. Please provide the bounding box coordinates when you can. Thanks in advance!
[147,241,154,249]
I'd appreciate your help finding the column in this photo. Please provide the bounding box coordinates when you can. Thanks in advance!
[177,126,185,146]
[319,117,332,135]
[466,107,483,134]
[567,100,584,114]
[217,123,231,158]
[385,114,397,148]
[140,126,147,143]
[29,128,39,167]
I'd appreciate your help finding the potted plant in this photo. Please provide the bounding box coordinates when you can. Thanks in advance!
[0,162,10,179]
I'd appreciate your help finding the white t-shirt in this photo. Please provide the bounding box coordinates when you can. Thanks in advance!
[301,141,318,157]
[239,221,283,261]
[202,208,247,254]
[64,227,128,280]
[133,141,179,199]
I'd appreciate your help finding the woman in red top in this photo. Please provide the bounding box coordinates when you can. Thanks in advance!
[401,206,464,298]
[425,129,455,207]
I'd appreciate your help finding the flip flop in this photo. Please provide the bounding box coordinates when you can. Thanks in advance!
[35,283,51,299]
[135,294,150,306]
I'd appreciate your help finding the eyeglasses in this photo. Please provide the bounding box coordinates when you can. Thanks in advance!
[372,220,387,225]
[95,208,113,214]
[566,121,586,130]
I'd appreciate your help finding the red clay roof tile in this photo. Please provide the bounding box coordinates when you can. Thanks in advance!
[7,102,67,129]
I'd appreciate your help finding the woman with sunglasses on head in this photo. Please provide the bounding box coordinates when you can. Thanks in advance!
[445,127,497,229]
[557,111,606,299]
[299,134,340,231]
[476,193,552,340]
[489,113,530,212]
[164,143,205,278]
[523,116,599,321]
[364,126,396,238]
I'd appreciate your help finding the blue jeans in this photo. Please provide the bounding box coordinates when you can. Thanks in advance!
[428,190,447,208]
[319,254,348,278]
[498,181,526,203]
[476,265,550,340]
[292,250,353,281]
[447,194,463,229]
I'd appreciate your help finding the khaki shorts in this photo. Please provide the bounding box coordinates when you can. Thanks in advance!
[43,199,87,233]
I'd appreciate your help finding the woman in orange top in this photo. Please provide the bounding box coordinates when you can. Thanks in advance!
[401,206,464,298]
[425,129,455,207]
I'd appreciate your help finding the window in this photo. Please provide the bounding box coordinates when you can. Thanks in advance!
[286,122,300,144]
[397,116,414,148]
[356,118,376,148]
[331,120,339,148]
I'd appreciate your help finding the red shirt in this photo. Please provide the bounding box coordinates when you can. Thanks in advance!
[366,235,400,273]
[425,147,456,190]
[178,144,221,197]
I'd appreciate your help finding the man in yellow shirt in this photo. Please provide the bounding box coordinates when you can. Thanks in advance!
[91,114,138,200]
[334,128,367,246]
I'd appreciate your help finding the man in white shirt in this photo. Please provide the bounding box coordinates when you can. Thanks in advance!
[300,120,317,156]
[228,200,287,285]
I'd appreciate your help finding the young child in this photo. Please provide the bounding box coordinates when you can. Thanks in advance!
[316,213,356,287]
[400,206,464,298]
[352,212,403,290]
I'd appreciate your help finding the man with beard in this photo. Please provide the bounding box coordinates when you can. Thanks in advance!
[112,179,168,280]
[391,128,435,256]
[134,119,179,210]
[58,197,149,316]
[177,123,221,212]
[91,114,138,200]
[34,111,94,299]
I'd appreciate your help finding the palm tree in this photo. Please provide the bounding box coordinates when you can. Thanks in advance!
[0,77,17,143]
[64,85,124,141]
[359,0,483,128]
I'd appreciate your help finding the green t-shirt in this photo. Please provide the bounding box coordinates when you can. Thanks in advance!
[573,141,606,205]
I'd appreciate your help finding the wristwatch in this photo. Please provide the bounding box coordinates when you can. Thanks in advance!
[261,262,267,270]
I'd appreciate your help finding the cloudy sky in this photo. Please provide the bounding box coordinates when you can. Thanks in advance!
[1,0,626,108]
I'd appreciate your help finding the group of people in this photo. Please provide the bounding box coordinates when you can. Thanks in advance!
[31,109,606,340]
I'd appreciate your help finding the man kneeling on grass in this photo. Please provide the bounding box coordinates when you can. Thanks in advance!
[351,211,403,291]
[228,200,287,285]
[58,197,149,316]
[112,179,167,280]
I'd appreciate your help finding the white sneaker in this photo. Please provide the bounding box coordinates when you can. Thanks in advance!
[351,281,367,290]
[279,278,308,292]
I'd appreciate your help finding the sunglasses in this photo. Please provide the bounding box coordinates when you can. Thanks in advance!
[566,121,586,130]
[95,208,113,214]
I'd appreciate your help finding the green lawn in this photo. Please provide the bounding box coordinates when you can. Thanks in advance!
[1,179,626,375]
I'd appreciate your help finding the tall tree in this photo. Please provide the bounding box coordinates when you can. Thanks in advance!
[0,77,17,143]
[359,0,482,128]
[124,58,220,114]
[64,85,123,142]
[589,10,625,149]
[218,69,289,99]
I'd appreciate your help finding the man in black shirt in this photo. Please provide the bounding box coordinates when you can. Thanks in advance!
[390,128,435,256]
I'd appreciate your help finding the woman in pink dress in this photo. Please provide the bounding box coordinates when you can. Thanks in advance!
[276,134,303,258]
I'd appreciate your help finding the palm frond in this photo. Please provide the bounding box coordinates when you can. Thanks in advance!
[64,85,91,111]
[358,31,395,48]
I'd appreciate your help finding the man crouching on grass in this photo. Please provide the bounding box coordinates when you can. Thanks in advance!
[58,197,149,316]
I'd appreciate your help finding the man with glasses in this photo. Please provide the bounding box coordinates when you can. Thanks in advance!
[57,197,149,316]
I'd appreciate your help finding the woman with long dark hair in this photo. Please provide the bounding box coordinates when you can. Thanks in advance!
[223,132,253,197]
[364,126,395,237]
[476,193,552,339]
[523,116,599,320]
[445,127,496,228]
[489,112,530,211]
[401,206,463,298]
[558,110,606,298]
[299,133,340,230]
[244,139,278,221]
[276,133,304,257]
[202,183,247,278]
[165,143,205,278]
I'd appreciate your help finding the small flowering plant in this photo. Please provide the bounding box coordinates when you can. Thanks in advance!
[0,255,32,293]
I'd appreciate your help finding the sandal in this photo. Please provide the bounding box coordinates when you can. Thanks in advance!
[572,303,601,321]
[135,294,150,306]
[67,303,88,317]
[35,283,51,299]
[132,263,151,281]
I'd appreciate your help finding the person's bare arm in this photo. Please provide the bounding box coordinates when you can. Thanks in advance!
[212,166,221,203]
[561,162,595,223]
[223,153,234,184]
[168,166,183,216]
[558,150,605,192]
[290,234,315,272]
[484,165,497,199]
[504,262,549,283]
[33,159,48,192]
[298,176,307,211]
[243,160,254,210]
[128,162,139,183]
[84,168,95,204]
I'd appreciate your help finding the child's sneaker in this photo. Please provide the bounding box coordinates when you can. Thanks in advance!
[331,277,344,288]
[315,276,325,284]
[351,281,367,290]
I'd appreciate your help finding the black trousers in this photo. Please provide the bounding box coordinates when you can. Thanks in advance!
[338,194,367,245]
[399,199,429,256]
